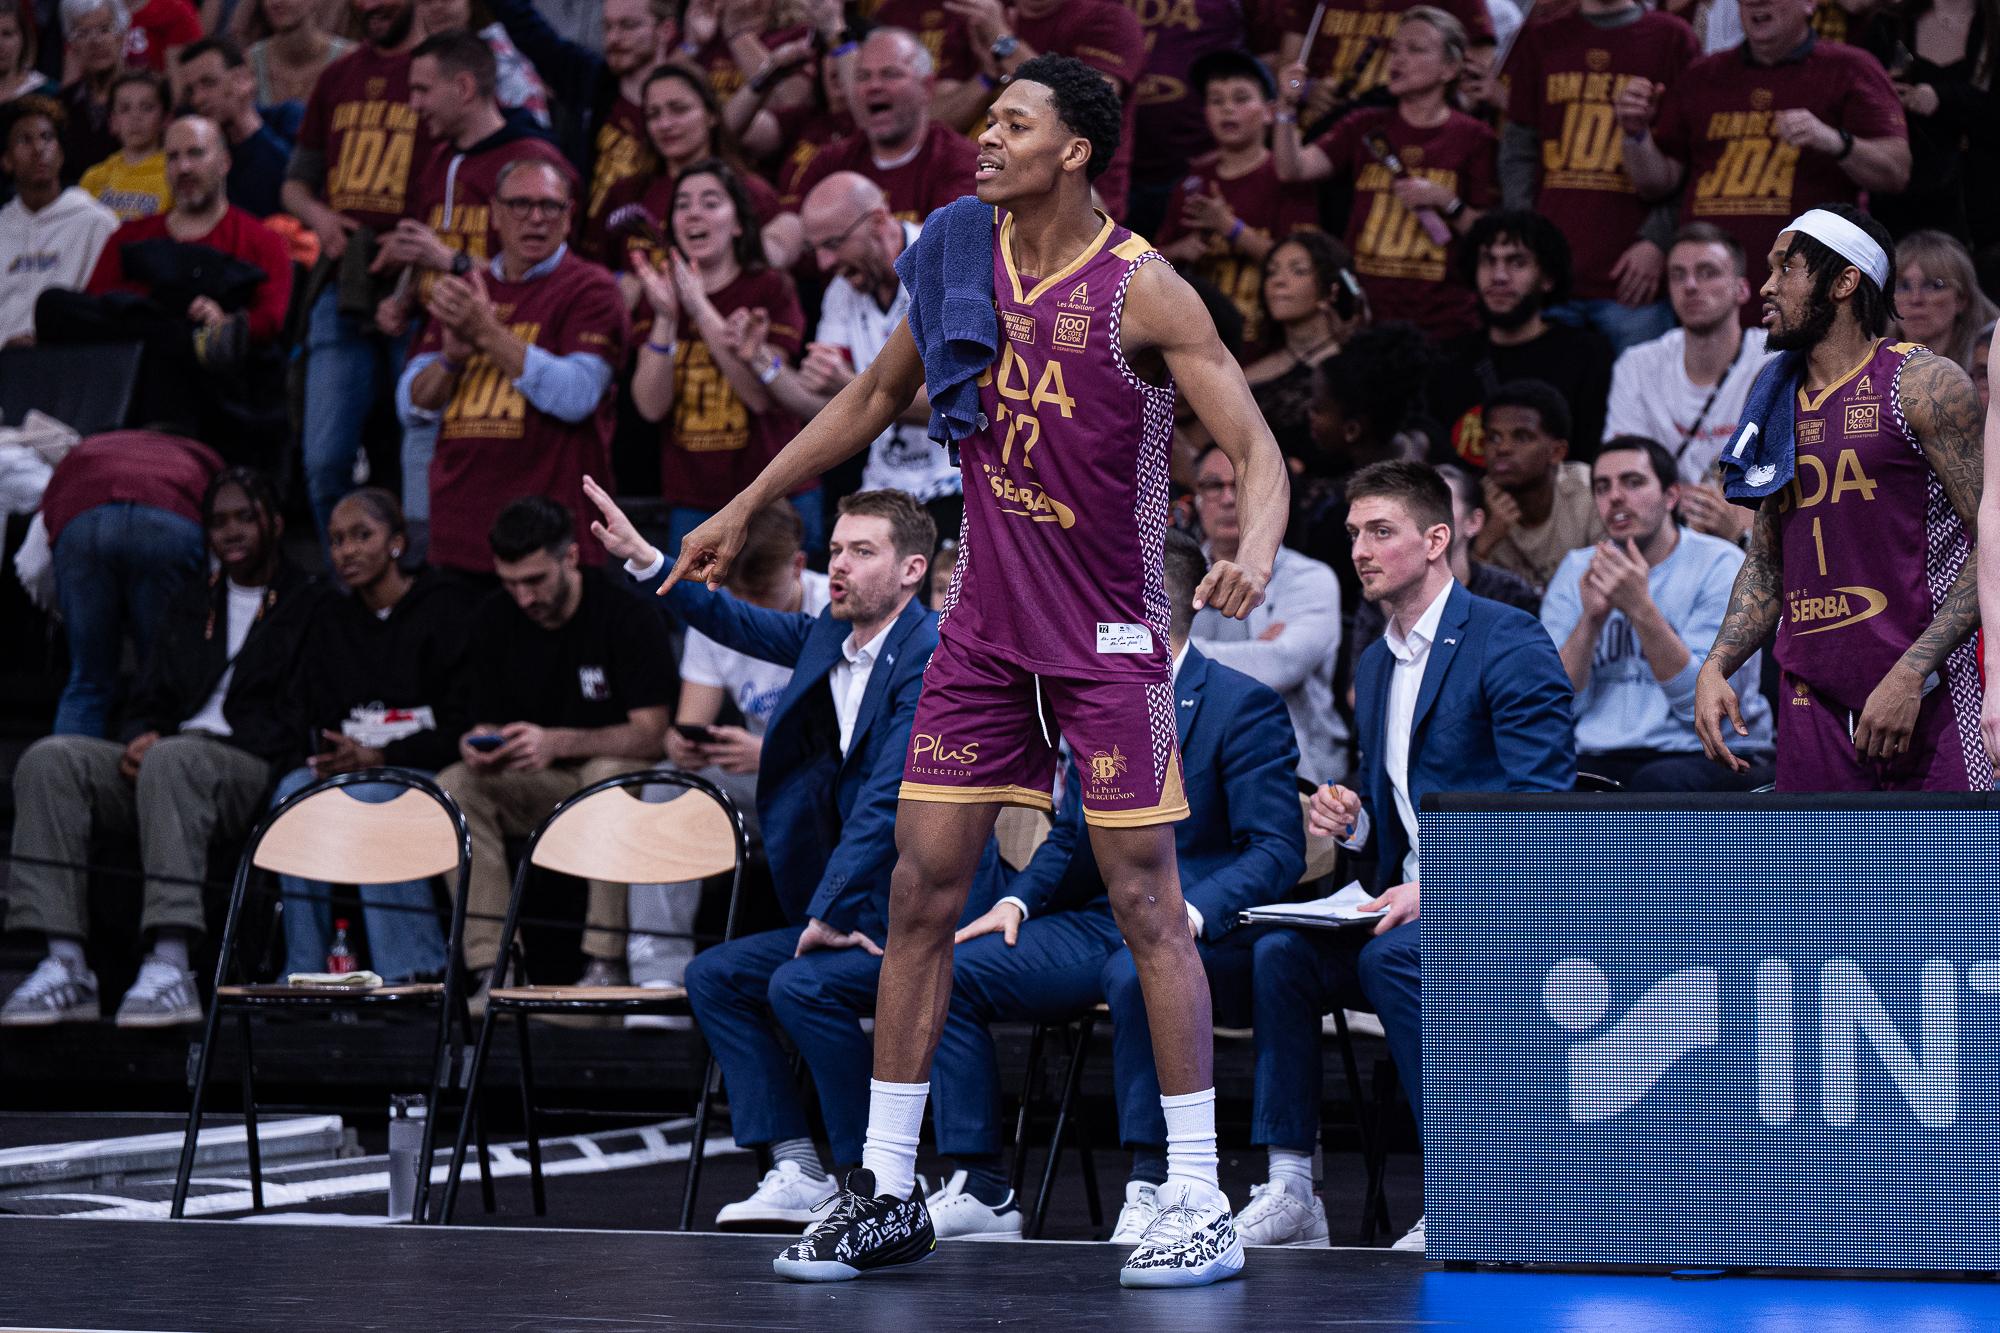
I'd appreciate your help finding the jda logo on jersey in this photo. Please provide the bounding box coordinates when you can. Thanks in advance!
[1543,955,1982,1129]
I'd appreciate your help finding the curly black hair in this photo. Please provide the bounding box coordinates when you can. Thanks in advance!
[1454,209,1573,307]
[1316,321,1437,441]
[1011,54,1122,183]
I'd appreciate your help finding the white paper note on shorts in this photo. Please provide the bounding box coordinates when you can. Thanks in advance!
[1096,622,1154,654]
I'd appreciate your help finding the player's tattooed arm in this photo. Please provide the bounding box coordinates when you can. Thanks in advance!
[1901,349,1985,677]
[1703,501,1781,678]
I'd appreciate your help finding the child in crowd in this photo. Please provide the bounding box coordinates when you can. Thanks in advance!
[78,70,171,220]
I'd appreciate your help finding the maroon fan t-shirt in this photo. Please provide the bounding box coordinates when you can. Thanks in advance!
[1505,9,1697,301]
[790,121,979,221]
[1122,0,1274,187]
[1651,37,1905,317]
[581,95,651,261]
[294,44,432,232]
[661,266,805,508]
[691,25,811,100]
[1312,105,1497,339]
[870,0,982,83]
[1156,151,1317,342]
[1016,0,1148,220]
[409,136,574,268]
[773,102,857,209]
[417,252,630,572]
[1287,0,1492,93]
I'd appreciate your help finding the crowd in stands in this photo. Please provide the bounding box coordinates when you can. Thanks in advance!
[4,0,1999,1254]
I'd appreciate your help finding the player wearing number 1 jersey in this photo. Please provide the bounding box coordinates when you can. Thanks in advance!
[661,55,1290,1289]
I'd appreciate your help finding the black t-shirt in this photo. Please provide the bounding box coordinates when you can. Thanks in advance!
[1427,322,1614,471]
[466,568,673,729]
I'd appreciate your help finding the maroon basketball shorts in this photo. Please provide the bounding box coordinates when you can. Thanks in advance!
[899,633,1189,828]
[1774,669,1979,792]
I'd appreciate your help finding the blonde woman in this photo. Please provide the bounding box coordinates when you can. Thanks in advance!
[1895,229,2000,375]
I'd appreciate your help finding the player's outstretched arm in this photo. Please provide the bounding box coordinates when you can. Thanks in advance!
[663,320,927,593]
[1979,334,2000,759]
[1122,259,1290,619]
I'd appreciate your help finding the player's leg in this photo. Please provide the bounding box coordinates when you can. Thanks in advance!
[1773,673,1873,793]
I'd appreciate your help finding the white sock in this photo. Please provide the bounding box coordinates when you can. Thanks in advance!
[1268,1147,1314,1200]
[148,931,191,972]
[47,937,86,972]
[1161,1088,1219,1192]
[860,1078,928,1200]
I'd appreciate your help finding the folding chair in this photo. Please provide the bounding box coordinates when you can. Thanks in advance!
[439,770,746,1228]
[170,769,473,1223]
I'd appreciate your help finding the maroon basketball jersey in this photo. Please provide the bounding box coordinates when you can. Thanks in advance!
[939,209,1176,683]
[1772,340,1983,769]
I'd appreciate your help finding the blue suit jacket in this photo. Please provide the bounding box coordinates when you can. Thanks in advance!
[1352,581,1576,890]
[1006,647,1306,940]
[647,575,993,938]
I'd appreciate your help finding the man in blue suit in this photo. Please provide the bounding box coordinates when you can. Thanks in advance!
[924,530,1306,1242]
[1284,460,1574,1254]
[585,482,998,1229]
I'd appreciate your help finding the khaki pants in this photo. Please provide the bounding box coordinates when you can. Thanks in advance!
[437,756,647,972]
[5,733,270,942]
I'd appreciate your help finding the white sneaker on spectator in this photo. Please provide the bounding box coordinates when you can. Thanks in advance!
[1235,1180,1329,1246]
[1108,1180,1160,1244]
[1392,1215,1427,1254]
[1118,1179,1244,1288]
[925,1170,1024,1240]
[114,960,203,1028]
[716,1160,838,1229]
[574,957,629,987]
[623,978,691,1030]
[0,956,100,1026]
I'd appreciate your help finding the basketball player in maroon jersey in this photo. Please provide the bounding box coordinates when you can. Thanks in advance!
[658,55,1289,1286]
[1695,204,1988,791]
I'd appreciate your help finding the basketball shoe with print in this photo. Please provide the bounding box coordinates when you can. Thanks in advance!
[771,1168,935,1282]
[1118,1179,1245,1288]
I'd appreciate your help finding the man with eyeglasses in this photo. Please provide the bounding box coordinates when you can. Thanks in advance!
[396,157,630,575]
[733,171,962,544]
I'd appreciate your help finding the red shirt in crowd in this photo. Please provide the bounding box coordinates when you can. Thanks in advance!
[1505,8,1698,301]
[416,251,630,572]
[773,101,858,209]
[690,26,810,100]
[580,95,650,260]
[294,44,433,232]
[1015,0,1148,220]
[40,431,221,546]
[1156,151,1317,342]
[1287,0,1491,94]
[1124,0,1286,189]
[86,206,295,341]
[1651,36,1905,319]
[1312,105,1497,339]
[789,120,979,218]
[409,134,575,268]
[870,0,982,83]
[123,0,200,71]
[661,266,804,509]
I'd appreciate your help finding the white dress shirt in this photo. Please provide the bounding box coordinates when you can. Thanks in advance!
[1342,577,1455,884]
[829,619,897,755]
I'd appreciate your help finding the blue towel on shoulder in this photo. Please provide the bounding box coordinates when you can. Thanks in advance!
[895,195,998,446]
[1718,349,1806,506]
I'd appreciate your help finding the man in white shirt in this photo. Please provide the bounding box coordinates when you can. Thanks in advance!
[0,97,118,346]
[1603,223,1776,541]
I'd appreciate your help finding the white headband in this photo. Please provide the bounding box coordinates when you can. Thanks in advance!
[1783,209,1890,289]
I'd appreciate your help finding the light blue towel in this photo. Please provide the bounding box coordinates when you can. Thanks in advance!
[894,195,998,447]
[1718,349,1805,504]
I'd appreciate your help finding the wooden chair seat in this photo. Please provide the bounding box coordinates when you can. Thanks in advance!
[217,982,444,1002]
[489,984,689,1007]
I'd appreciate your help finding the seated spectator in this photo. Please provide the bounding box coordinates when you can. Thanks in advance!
[1,468,316,1028]
[273,488,475,983]
[588,484,991,1226]
[1893,230,1998,376]
[0,97,118,346]
[39,429,220,738]
[1155,51,1316,347]
[56,0,126,182]
[37,114,293,443]
[735,172,960,540]
[1468,378,1602,591]
[619,493,826,994]
[1301,459,1573,1254]
[178,38,293,218]
[932,529,1303,1242]
[1617,0,1909,324]
[629,159,814,556]
[0,7,56,103]
[1542,436,1773,790]
[1604,223,1775,547]
[1188,443,1346,784]
[1274,8,1498,340]
[399,157,628,575]
[78,70,168,220]
[235,0,353,120]
[413,0,551,126]
[435,498,673,992]
[1233,233,1363,463]
[1429,210,1612,470]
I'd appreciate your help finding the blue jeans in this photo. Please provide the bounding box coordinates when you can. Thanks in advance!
[667,490,824,563]
[1099,932,1259,1152]
[273,766,449,983]
[52,503,206,737]
[683,924,880,1164]
[931,906,1127,1157]
[1548,298,1676,356]
[303,285,412,542]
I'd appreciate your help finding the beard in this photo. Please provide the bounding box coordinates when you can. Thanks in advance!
[1480,285,1544,333]
[1765,295,1836,352]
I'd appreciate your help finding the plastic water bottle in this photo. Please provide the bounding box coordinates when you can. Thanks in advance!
[326,919,356,974]
[388,1095,427,1221]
